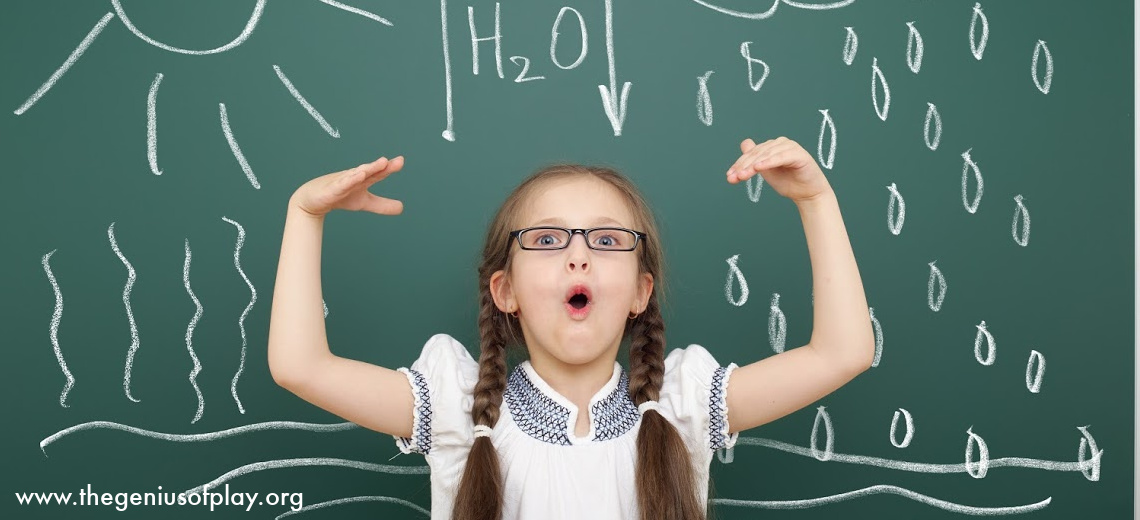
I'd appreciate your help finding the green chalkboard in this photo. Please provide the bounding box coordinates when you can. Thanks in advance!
[1,0,1132,518]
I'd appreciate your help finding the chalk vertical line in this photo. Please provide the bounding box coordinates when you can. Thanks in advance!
[219,103,261,189]
[183,239,205,423]
[222,217,256,414]
[316,0,393,26]
[697,71,714,126]
[272,65,340,138]
[147,73,163,175]
[769,293,786,353]
[42,250,75,408]
[108,223,141,403]
[15,12,115,115]
[440,0,456,141]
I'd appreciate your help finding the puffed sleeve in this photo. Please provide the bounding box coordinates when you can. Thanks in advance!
[392,333,479,456]
[658,344,739,457]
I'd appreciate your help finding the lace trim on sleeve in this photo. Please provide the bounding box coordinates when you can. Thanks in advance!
[395,368,433,455]
[709,363,739,450]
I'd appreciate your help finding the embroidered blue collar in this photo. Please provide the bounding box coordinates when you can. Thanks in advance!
[504,360,640,446]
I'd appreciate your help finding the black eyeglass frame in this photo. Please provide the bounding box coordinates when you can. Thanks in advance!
[508,226,647,251]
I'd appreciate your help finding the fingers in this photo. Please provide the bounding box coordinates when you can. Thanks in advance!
[363,155,404,187]
[728,137,801,183]
[362,193,404,215]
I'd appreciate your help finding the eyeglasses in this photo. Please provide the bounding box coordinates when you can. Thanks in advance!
[509,226,646,251]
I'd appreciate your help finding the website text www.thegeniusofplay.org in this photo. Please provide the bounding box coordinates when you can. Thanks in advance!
[15,484,303,512]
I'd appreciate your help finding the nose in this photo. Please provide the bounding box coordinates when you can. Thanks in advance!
[566,231,589,272]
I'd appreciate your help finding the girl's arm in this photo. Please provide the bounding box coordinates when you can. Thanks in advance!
[267,156,415,439]
[723,138,875,433]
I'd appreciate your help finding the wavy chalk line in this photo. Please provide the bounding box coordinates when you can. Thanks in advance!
[713,485,1051,515]
[276,495,429,519]
[223,217,257,413]
[183,240,205,423]
[182,458,429,495]
[108,223,141,402]
[42,250,74,407]
[40,420,358,455]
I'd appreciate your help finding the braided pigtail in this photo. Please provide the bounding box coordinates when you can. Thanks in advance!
[629,294,704,520]
[451,289,509,520]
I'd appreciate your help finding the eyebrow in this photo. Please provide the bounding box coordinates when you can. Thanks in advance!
[530,216,626,228]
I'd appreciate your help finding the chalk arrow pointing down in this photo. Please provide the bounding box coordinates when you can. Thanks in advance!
[598,0,631,136]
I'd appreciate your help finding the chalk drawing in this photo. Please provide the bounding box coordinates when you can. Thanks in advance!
[927,261,946,312]
[924,102,942,150]
[273,65,340,138]
[961,148,984,214]
[970,3,989,60]
[147,73,163,175]
[810,406,834,461]
[697,71,714,126]
[111,0,266,55]
[889,408,913,448]
[769,293,786,354]
[842,27,858,65]
[42,250,74,408]
[905,22,923,73]
[724,254,749,306]
[740,42,770,91]
[1012,194,1031,246]
[1026,349,1045,393]
[14,13,114,115]
[869,307,883,367]
[871,57,890,121]
[223,217,257,414]
[973,320,996,365]
[275,496,430,519]
[108,223,140,403]
[41,420,358,455]
[598,0,632,136]
[182,458,429,496]
[220,103,261,189]
[550,7,587,70]
[713,487,1049,515]
[317,0,393,26]
[688,0,855,20]
[1032,40,1053,94]
[886,183,905,235]
[817,109,836,170]
[183,239,205,424]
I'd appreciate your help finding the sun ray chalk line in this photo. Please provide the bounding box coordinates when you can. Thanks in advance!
[15,12,115,115]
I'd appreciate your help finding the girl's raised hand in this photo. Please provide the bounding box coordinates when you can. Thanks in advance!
[291,156,406,217]
[726,137,833,203]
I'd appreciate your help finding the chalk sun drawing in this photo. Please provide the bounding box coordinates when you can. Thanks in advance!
[1026,349,1045,393]
[769,293,787,354]
[973,320,996,366]
[220,103,260,189]
[961,148,984,213]
[697,71,715,126]
[724,254,749,306]
[42,250,74,408]
[688,0,855,20]
[111,0,266,55]
[905,22,923,73]
[14,13,114,115]
[842,27,858,65]
[273,65,340,138]
[969,2,989,60]
[869,306,883,367]
[147,73,163,175]
[871,57,890,121]
[713,486,1050,515]
[886,183,905,235]
[810,406,835,461]
[276,496,430,519]
[1032,40,1053,94]
[223,217,257,414]
[1012,194,1031,246]
[817,109,836,170]
[924,102,942,150]
[965,427,990,478]
[889,408,914,448]
[108,223,140,403]
[41,420,358,455]
[927,261,946,312]
[182,458,429,496]
[183,239,205,423]
[740,42,770,91]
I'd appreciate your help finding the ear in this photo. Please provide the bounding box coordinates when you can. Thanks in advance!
[635,272,654,313]
[489,269,516,313]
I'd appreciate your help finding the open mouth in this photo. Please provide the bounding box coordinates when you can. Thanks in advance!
[565,284,592,317]
[568,293,588,309]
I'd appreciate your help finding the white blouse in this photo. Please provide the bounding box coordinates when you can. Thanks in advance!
[392,333,739,520]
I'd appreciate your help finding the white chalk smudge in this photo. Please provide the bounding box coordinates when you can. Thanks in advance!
[273,65,340,138]
[889,408,913,448]
[697,71,714,126]
[817,109,836,170]
[724,254,749,306]
[223,217,257,414]
[969,2,989,60]
[111,0,266,55]
[15,12,115,115]
[147,73,163,175]
[1026,349,1045,393]
[108,223,141,403]
[42,250,74,408]
[183,239,205,423]
[927,261,946,312]
[219,103,260,189]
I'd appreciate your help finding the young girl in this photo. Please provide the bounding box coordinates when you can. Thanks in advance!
[267,136,875,520]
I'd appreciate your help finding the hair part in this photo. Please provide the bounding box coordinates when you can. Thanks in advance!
[453,164,704,520]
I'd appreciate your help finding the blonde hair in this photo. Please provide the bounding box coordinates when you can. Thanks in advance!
[452,164,705,520]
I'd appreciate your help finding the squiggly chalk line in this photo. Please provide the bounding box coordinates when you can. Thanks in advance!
[108,223,140,402]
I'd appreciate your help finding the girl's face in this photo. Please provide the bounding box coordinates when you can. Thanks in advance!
[491,176,653,368]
